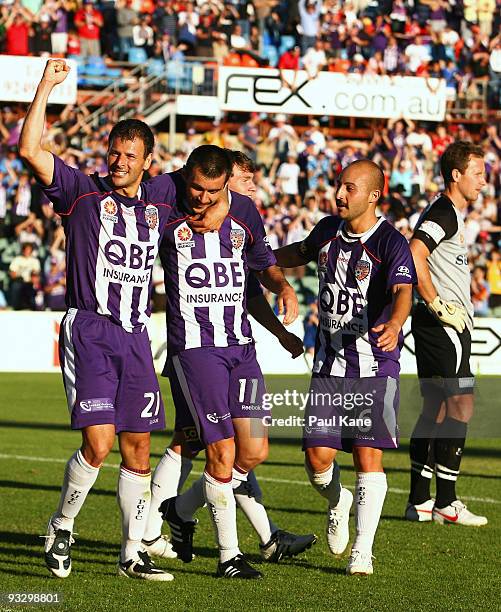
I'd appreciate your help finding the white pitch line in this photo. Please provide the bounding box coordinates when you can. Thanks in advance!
[1,453,500,505]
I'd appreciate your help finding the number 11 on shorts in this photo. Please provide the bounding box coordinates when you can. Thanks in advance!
[238,378,259,404]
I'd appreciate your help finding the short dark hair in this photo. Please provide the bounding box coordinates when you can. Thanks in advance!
[185,145,233,181]
[440,140,484,185]
[226,149,256,174]
[108,119,155,159]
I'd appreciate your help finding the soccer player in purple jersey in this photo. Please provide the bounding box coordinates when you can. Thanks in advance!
[275,159,416,575]
[19,59,227,581]
[155,146,299,579]
[144,150,317,565]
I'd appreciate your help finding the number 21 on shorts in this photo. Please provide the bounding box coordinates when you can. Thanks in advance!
[141,391,161,418]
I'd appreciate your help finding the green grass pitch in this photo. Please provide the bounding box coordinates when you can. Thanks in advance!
[0,373,500,611]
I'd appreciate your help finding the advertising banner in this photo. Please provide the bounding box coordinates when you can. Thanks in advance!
[0,55,77,104]
[218,66,447,121]
[0,312,499,375]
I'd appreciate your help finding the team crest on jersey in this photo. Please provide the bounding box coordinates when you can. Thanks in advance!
[230,228,245,250]
[354,259,370,281]
[144,205,158,230]
[176,224,196,248]
[318,251,328,269]
[101,196,118,223]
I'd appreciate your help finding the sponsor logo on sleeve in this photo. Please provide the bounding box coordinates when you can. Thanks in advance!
[419,220,446,244]
[396,265,411,278]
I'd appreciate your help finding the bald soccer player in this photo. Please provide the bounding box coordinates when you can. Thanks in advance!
[275,159,416,575]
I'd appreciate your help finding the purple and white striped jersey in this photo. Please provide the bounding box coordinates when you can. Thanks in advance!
[159,186,276,356]
[301,216,416,378]
[41,155,176,332]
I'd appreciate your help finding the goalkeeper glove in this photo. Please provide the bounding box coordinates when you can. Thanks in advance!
[427,296,466,333]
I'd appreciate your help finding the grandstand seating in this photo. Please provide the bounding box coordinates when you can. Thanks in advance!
[262,45,278,67]
[128,47,148,65]
[69,55,122,88]
[279,35,296,55]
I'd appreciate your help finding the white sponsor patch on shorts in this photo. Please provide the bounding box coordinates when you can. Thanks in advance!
[206,412,231,423]
[458,377,475,388]
[79,398,114,412]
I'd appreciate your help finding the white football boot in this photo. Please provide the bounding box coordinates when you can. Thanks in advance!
[43,515,74,578]
[346,550,374,576]
[405,498,434,522]
[326,487,353,555]
[432,500,488,526]
[142,535,177,559]
[118,551,174,581]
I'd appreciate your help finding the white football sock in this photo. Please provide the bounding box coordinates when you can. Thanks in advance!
[245,472,280,533]
[305,461,341,507]
[234,470,272,545]
[231,466,249,489]
[203,471,240,563]
[352,472,387,554]
[176,476,205,521]
[143,448,181,541]
[179,456,193,492]
[52,449,100,531]
[118,465,151,562]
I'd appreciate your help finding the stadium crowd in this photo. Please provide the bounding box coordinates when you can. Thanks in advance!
[0,104,500,319]
[0,0,500,324]
[0,0,499,107]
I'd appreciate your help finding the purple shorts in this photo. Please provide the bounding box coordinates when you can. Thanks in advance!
[302,375,399,451]
[59,308,165,433]
[164,344,267,447]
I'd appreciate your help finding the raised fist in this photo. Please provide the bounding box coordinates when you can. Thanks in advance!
[42,59,71,85]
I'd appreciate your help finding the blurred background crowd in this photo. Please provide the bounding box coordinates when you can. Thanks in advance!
[0,0,499,331]
[0,0,500,97]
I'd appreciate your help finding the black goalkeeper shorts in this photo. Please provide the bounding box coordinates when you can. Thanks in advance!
[411,303,474,399]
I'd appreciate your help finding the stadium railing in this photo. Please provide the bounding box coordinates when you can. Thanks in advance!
[51,58,219,132]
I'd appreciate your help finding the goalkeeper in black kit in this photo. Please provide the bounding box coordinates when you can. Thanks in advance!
[405,141,488,527]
